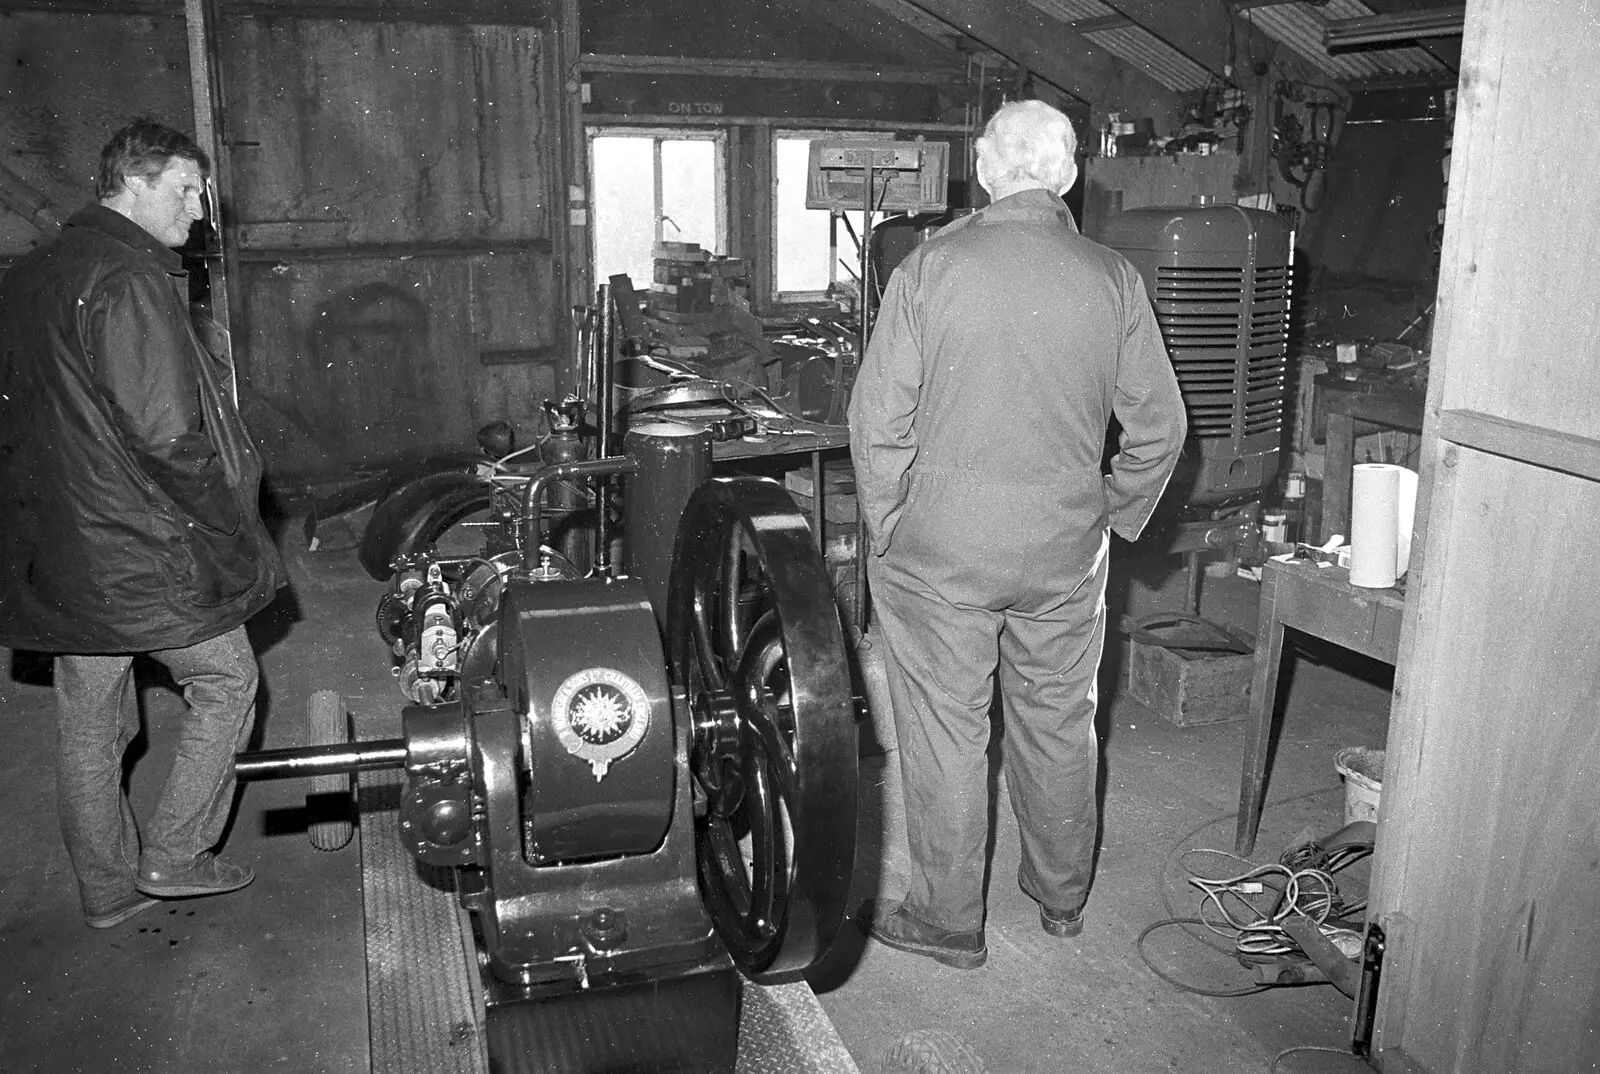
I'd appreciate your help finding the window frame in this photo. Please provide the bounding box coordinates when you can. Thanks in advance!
[770,128,873,307]
[586,125,729,287]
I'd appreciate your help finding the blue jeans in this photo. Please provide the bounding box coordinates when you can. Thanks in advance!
[54,626,259,915]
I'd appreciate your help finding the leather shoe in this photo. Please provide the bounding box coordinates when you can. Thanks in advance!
[136,853,254,898]
[862,900,986,969]
[85,894,160,929]
[1039,902,1085,938]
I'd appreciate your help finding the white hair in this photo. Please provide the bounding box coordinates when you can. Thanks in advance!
[975,100,1079,193]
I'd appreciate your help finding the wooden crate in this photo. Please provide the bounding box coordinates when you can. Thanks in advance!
[1124,615,1253,727]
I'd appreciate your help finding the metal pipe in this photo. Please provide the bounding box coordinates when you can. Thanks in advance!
[595,284,614,462]
[235,739,408,780]
[594,284,617,576]
[517,456,640,566]
[624,423,712,627]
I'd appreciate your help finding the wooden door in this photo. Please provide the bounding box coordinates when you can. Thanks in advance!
[215,10,564,484]
[1366,2,1600,1071]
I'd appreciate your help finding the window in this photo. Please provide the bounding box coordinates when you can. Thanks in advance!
[772,132,867,302]
[589,129,727,289]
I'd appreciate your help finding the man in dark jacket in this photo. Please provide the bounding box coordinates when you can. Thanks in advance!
[849,100,1187,968]
[0,120,284,929]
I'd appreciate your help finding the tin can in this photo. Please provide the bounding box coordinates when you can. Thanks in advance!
[1262,511,1289,545]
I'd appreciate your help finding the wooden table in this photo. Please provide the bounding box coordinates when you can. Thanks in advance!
[713,421,851,548]
[1316,374,1426,543]
[1234,556,1407,855]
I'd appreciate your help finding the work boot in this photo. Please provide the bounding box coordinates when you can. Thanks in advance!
[136,852,254,898]
[1039,902,1085,939]
[862,900,986,970]
[84,893,160,930]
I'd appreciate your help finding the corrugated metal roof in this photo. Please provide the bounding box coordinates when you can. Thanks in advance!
[1024,0,1117,21]
[1244,0,1451,82]
[1081,25,1215,92]
[1022,0,1215,93]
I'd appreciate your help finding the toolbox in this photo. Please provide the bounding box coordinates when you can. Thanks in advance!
[1123,613,1255,727]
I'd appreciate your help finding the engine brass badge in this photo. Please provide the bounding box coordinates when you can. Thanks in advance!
[551,667,650,780]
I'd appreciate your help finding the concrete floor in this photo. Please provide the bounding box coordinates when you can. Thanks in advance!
[1,524,1388,1074]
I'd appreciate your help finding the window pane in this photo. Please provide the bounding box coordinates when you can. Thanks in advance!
[775,135,863,297]
[661,140,718,253]
[592,135,657,286]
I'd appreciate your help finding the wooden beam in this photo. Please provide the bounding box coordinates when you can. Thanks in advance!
[0,162,66,236]
[1437,411,1600,485]
[1102,0,1282,85]
[0,0,545,20]
[772,0,980,73]
[849,0,1031,78]
[584,113,972,133]
[579,53,967,85]
[0,0,178,14]
[233,238,553,261]
[1324,6,1465,49]
[874,0,1181,108]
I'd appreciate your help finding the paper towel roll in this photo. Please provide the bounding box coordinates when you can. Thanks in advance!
[1349,463,1418,588]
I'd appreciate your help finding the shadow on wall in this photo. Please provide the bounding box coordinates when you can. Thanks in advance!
[306,282,432,466]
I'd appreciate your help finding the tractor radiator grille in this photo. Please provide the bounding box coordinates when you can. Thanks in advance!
[1154,262,1291,442]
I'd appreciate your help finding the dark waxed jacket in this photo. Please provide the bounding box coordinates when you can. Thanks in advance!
[0,205,284,653]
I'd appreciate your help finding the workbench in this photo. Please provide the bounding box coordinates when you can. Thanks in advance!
[656,413,851,549]
[1234,556,1406,855]
[1315,373,1426,543]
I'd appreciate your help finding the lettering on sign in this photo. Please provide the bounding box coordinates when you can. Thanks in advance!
[667,101,725,116]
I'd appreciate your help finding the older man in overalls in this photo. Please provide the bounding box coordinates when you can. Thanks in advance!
[850,99,1187,969]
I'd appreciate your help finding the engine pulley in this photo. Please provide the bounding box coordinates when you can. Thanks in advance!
[667,477,858,982]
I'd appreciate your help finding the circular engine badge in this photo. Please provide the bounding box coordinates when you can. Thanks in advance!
[550,667,651,781]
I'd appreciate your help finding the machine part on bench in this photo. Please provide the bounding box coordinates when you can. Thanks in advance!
[306,689,356,851]
[669,477,858,982]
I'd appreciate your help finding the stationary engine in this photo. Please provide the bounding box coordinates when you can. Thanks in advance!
[237,474,858,1072]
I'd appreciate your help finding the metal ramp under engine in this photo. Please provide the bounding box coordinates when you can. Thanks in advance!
[358,770,862,1073]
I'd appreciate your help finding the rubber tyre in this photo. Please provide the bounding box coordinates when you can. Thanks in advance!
[307,690,356,852]
[879,1030,986,1074]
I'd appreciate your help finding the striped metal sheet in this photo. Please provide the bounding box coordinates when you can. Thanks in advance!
[1025,0,1117,20]
[1244,0,1452,81]
[1082,24,1215,92]
[361,770,487,1074]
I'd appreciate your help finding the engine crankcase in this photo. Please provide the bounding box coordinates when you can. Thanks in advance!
[499,577,675,864]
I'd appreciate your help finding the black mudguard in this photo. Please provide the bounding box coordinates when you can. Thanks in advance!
[357,470,494,580]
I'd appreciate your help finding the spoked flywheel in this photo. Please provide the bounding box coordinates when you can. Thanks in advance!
[667,477,857,982]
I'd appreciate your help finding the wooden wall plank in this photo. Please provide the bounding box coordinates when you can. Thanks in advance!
[1371,448,1600,1071]
[1424,0,1600,441]
[223,19,547,246]
[236,252,555,479]
[0,10,191,256]
[220,16,559,482]
[1368,1,1600,1070]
